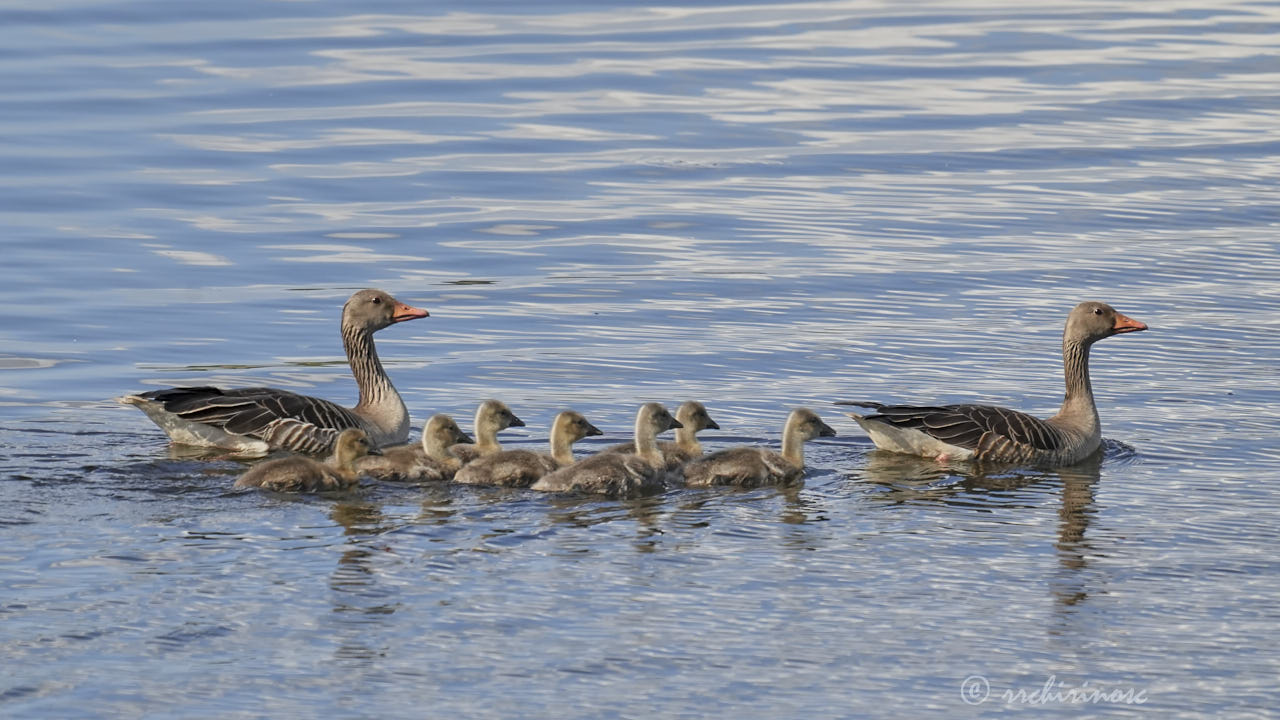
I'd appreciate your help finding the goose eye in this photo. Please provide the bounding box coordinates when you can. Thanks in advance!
[1093,307,1102,315]
[371,296,382,304]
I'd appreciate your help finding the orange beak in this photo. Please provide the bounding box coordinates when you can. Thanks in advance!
[392,302,429,323]
[1112,312,1147,334]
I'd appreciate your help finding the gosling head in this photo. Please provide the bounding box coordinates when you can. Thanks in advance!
[788,408,837,442]
[476,399,526,434]
[555,410,604,443]
[676,401,720,432]
[332,428,378,466]
[423,414,473,450]
[638,402,682,436]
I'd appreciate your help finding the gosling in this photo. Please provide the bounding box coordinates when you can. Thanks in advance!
[234,428,376,492]
[600,400,720,471]
[450,399,525,464]
[682,408,835,488]
[356,414,472,482]
[453,410,602,488]
[533,402,682,498]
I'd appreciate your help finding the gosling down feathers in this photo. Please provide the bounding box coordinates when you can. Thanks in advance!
[533,402,682,498]
[837,301,1147,466]
[453,410,602,488]
[682,408,836,488]
[600,400,719,471]
[119,289,428,455]
[235,428,376,493]
[355,414,472,482]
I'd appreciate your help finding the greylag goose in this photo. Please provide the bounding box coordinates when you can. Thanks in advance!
[683,408,835,488]
[532,402,682,498]
[837,301,1147,466]
[355,414,472,482]
[234,428,376,493]
[448,400,525,464]
[453,410,602,488]
[119,289,428,455]
[600,400,719,471]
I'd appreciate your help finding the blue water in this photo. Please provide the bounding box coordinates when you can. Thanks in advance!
[2,1,1279,717]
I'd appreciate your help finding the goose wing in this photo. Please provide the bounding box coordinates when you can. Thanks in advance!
[138,386,364,454]
[842,401,1066,459]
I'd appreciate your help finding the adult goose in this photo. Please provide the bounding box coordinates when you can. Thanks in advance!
[448,400,525,465]
[234,428,376,493]
[682,408,835,488]
[356,414,472,483]
[119,289,428,455]
[533,402,682,498]
[599,400,719,472]
[837,301,1147,466]
[453,410,602,488]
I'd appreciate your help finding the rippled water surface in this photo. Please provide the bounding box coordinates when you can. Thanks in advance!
[3,0,1279,716]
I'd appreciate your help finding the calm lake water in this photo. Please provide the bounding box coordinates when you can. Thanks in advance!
[3,0,1279,716]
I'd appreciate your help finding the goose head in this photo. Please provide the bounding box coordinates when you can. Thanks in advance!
[676,401,720,432]
[1066,301,1147,346]
[343,289,429,333]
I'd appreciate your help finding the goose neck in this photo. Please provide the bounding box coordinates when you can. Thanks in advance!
[1056,338,1100,431]
[343,323,401,413]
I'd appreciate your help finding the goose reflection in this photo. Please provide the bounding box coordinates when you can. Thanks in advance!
[1051,452,1102,611]
[327,501,397,663]
[854,446,1105,612]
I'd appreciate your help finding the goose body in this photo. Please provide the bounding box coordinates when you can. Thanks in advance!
[449,400,525,465]
[234,428,375,493]
[600,401,719,471]
[533,402,682,498]
[120,289,428,455]
[838,301,1147,466]
[356,414,472,482]
[453,411,601,488]
[683,408,835,488]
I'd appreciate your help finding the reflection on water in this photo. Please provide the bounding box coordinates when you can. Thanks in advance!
[3,0,1280,716]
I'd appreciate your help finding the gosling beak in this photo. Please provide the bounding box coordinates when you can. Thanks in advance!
[392,302,430,323]
[668,418,684,431]
[457,432,474,444]
[1112,312,1147,334]
[705,419,721,431]
[509,415,526,428]
[818,421,837,438]
[366,447,383,456]
[585,422,604,437]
